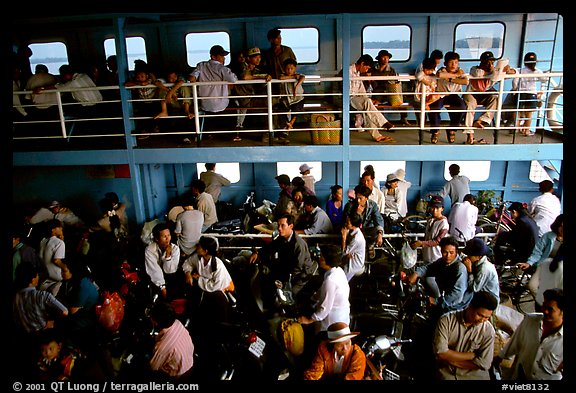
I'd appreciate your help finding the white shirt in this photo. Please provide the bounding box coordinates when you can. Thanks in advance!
[57,73,103,105]
[348,64,366,96]
[343,227,366,281]
[396,179,412,217]
[528,192,561,238]
[311,267,350,332]
[513,66,548,92]
[39,236,66,282]
[533,258,563,306]
[369,186,386,214]
[144,242,180,287]
[448,201,478,242]
[182,255,232,293]
[499,314,563,380]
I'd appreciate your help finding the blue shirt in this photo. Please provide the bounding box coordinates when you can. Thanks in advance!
[416,255,468,312]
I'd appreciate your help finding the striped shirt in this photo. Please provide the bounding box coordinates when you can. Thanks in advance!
[150,319,194,377]
[13,287,68,333]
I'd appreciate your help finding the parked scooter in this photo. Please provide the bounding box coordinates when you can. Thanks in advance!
[361,334,413,380]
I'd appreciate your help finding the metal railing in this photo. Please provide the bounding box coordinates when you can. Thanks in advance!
[12,72,563,144]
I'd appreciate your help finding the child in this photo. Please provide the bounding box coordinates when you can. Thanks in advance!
[278,58,306,137]
[36,329,81,381]
[154,70,194,120]
[410,196,449,264]
[414,57,442,143]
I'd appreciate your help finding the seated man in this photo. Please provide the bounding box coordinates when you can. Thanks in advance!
[464,51,516,144]
[345,54,395,143]
[294,194,333,235]
[249,213,318,309]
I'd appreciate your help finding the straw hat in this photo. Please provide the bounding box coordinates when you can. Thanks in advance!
[327,322,359,343]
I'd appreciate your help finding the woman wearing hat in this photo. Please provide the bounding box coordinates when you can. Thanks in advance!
[383,173,402,224]
[302,321,366,380]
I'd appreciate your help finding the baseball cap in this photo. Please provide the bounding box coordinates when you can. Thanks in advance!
[386,173,399,183]
[429,196,444,208]
[299,163,313,173]
[463,238,490,257]
[524,52,537,64]
[247,47,261,57]
[480,51,496,62]
[210,45,230,57]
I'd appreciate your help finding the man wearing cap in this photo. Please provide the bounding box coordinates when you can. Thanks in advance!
[370,49,411,126]
[299,163,315,194]
[502,52,548,136]
[464,50,516,144]
[461,237,500,307]
[234,47,272,136]
[303,321,366,380]
[189,44,238,115]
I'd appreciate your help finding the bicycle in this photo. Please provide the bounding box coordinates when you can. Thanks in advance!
[476,199,514,235]
[497,264,536,314]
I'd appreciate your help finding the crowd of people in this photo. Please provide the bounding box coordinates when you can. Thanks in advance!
[13,36,549,145]
[11,157,563,382]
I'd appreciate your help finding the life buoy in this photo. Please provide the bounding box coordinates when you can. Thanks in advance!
[546,84,563,129]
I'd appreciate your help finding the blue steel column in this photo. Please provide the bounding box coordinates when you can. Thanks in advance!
[340,14,351,196]
[114,16,146,224]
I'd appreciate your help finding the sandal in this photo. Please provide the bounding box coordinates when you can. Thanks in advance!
[447,130,456,143]
[431,133,438,144]
[376,135,396,143]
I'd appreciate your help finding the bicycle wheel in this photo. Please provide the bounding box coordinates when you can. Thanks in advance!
[402,215,427,233]
[514,286,536,314]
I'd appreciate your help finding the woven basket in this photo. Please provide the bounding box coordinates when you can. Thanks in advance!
[386,82,404,106]
[310,113,341,144]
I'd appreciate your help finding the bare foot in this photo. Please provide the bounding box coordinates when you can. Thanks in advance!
[473,120,485,129]
[154,112,169,119]
[186,113,195,120]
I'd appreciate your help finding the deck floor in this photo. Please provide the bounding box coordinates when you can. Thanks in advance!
[12,117,563,151]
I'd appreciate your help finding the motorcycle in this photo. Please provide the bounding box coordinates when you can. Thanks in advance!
[361,334,413,380]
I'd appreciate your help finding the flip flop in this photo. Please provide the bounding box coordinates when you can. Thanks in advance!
[376,136,396,143]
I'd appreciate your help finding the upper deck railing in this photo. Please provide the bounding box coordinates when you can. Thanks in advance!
[12,72,563,147]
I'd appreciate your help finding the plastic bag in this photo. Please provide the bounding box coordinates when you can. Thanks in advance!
[400,241,417,269]
[95,291,125,332]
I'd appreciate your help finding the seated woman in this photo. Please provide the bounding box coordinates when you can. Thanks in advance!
[182,236,234,331]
